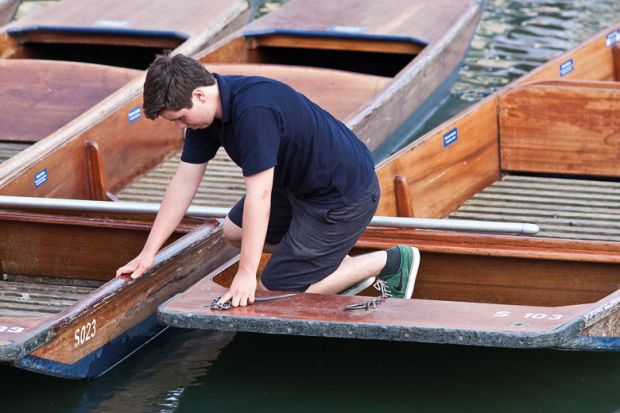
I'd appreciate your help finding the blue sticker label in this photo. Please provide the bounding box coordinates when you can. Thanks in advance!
[443,128,458,147]
[560,58,574,77]
[128,107,142,124]
[34,168,48,189]
[606,30,620,47]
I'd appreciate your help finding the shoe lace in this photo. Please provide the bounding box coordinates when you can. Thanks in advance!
[344,279,391,311]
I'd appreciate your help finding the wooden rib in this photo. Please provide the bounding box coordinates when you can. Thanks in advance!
[450,175,620,241]
[0,142,30,164]
[117,148,245,207]
[394,175,414,217]
[85,141,118,201]
[613,45,620,81]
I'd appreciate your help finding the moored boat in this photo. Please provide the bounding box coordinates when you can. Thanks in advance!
[0,207,237,379]
[0,0,249,169]
[157,24,620,352]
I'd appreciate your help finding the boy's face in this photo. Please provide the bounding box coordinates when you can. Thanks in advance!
[160,89,216,130]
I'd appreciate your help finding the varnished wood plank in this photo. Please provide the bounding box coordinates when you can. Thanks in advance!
[499,84,620,177]
[6,0,248,47]
[246,0,477,46]
[0,60,139,142]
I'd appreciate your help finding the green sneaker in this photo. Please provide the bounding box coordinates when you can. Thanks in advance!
[378,246,420,299]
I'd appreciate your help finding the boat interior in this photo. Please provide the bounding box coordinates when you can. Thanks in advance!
[377,44,620,244]
[0,210,196,318]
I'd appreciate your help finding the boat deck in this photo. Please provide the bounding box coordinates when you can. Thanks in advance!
[0,142,30,165]
[0,275,102,317]
[450,175,620,242]
[117,148,245,207]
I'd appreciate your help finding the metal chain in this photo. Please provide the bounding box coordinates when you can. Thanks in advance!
[208,293,298,311]
[344,279,391,311]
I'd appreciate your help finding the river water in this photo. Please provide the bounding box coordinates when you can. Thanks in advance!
[3,1,620,412]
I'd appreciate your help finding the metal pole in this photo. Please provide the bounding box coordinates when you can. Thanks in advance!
[0,196,539,235]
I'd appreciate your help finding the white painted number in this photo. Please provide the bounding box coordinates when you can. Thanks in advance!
[0,325,25,333]
[74,319,97,348]
[493,311,563,321]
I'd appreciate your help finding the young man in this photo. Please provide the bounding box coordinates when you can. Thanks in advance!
[116,54,420,307]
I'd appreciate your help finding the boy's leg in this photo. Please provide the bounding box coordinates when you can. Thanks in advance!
[223,189,292,253]
[260,177,381,292]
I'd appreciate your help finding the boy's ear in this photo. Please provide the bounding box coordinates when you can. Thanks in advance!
[192,88,207,102]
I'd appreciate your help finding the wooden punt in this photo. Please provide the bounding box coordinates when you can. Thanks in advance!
[0,0,482,208]
[158,24,620,351]
[158,234,620,351]
[0,0,249,171]
[1,0,250,69]
[0,207,238,379]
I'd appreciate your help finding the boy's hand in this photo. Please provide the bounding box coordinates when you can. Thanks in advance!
[116,251,155,279]
[218,270,257,307]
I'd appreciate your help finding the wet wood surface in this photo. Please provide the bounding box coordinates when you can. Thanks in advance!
[159,274,592,339]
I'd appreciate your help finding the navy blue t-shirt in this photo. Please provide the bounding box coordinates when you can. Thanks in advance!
[181,74,375,208]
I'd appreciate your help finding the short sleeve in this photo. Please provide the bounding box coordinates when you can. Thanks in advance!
[235,107,281,176]
[180,126,221,164]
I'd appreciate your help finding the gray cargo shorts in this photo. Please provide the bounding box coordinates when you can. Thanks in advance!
[228,174,380,291]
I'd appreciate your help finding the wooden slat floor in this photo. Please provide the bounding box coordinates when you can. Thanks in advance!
[450,175,620,242]
[0,142,30,164]
[0,276,101,317]
[117,148,246,208]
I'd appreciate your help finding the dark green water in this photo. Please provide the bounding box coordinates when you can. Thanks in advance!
[3,1,620,412]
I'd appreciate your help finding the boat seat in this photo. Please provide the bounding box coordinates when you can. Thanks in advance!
[205,63,391,121]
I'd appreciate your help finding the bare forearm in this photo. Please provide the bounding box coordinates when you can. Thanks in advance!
[238,191,270,274]
[142,162,205,256]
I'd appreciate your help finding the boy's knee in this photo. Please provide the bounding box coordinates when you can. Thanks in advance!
[223,216,242,246]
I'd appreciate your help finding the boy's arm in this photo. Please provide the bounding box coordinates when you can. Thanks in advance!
[116,160,207,278]
[218,167,274,307]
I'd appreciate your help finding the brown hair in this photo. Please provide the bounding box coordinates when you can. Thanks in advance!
[143,54,216,120]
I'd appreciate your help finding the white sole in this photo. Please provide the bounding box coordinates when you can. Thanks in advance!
[341,276,376,296]
[404,247,420,299]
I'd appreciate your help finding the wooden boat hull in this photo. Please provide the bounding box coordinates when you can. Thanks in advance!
[158,232,620,351]
[0,210,238,378]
